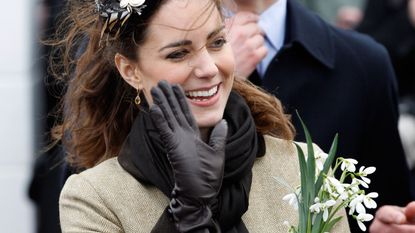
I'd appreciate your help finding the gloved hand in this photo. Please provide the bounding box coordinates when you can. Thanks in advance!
[150,80,228,232]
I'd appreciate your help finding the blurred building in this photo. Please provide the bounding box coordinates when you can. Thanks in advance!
[0,0,36,232]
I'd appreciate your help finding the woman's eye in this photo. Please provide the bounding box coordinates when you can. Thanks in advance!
[166,49,189,60]
[209,37,227,49]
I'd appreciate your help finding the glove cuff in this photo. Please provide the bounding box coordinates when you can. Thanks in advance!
[168,195,219,232]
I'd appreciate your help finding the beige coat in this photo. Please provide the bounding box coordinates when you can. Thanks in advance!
[59,135,350,233]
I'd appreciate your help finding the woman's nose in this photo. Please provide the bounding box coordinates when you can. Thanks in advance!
[190,48,219,79]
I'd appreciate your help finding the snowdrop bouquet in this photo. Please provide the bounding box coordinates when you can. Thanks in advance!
[282,116,378,232]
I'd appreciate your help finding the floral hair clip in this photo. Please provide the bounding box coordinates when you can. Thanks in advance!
[95,0,147,40]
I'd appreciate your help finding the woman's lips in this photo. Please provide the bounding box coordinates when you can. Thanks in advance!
[184,83,221,107]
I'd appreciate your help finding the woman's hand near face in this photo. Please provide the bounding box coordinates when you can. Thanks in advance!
[150,80,228,232]
[369,202,415,233]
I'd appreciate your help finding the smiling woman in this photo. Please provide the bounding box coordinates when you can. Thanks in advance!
[46,0,351,232]
[117,0,235,129]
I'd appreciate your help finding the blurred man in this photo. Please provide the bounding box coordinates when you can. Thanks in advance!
[228,0,414,232]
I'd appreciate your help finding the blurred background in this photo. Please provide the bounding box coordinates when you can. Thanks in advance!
[1,0,414,232]
[0,0,36,232]
[0,0,65,232]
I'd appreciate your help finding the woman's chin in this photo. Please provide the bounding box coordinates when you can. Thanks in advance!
[195,114,224,129]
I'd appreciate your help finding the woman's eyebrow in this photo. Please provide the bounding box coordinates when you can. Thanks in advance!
[159,40,192,52]
[207,25,225,40]
[158,25,225,52]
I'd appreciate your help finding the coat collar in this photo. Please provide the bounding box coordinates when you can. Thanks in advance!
[284,0,335,69]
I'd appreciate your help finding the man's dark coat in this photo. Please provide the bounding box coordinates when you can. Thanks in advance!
[249,0,414,232]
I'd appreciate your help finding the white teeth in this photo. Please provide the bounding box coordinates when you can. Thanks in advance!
[185,85,218,98]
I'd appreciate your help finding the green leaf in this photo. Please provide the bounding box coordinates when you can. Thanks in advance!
[314,134,338,196]
[296,112,316,203]
[273,176,295,192]
[295,143,308,200]
[322,216,343,232]
[311,214,323,233]
[294,111,343,233]
[294,143,310,232]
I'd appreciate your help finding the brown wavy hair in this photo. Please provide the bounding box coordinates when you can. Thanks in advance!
[49,0,294,169]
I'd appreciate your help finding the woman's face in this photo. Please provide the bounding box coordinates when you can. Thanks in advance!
[136,0,235,128]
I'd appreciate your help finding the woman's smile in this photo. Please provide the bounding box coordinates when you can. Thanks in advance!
[184,83,221,107]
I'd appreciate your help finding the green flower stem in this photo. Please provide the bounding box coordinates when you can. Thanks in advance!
[339,170,349,183]
[332,158,342,173]
[321,201,348,232]
[307,212,312,233]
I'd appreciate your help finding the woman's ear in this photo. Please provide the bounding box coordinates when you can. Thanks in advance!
[114,53,142,89]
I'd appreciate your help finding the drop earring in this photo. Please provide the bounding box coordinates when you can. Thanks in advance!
[135,88,141,106]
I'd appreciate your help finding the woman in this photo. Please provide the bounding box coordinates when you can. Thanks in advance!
[52,0,350,232]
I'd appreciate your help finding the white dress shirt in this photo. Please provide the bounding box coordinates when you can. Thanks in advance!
[257,0,287,77]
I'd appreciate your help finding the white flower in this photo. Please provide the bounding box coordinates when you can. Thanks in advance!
[310,199,336,221]
[337,182,353,200]
[322,200,337,222]
[357,166,376,184]
[323,178,335,195]
[324,176,346,198]
[356,213,374,231]
[359,166,376,176]
[349,179,361,193]
[363,192,378,209]
[339,190,349,200]
[310,202,322,214]
[280,138,377,232]
[349,194,366,215]
[315,151,328,171]
[360,176,371,184]
[120,0,145,8]
[352,177,369,189]
[327,177,345,192]
[283,192,299,210]
[340,158,358,172]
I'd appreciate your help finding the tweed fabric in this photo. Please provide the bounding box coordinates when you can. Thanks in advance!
[59,135,350,233]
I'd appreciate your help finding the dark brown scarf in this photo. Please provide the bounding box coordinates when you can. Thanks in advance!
[118,91,265,232]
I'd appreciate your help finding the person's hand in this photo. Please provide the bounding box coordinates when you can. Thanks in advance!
[369,202,415,233]
[335,6,363,29]
[408,0,415,27]
[150,80,228,232]
[226,11,267,79]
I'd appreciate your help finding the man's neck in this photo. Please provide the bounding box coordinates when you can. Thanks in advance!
[236,0,278,14]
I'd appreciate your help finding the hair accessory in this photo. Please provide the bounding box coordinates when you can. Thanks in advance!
[95,0,147,39]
